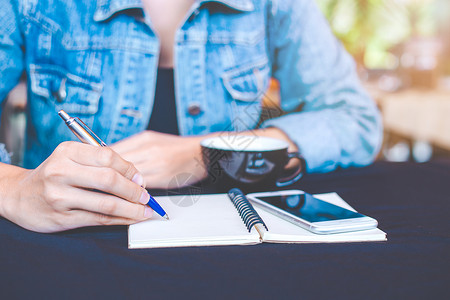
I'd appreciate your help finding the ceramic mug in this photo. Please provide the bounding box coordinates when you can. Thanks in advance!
[201,135,306,187]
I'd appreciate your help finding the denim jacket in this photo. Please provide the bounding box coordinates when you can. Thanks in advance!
[0,0,382,172]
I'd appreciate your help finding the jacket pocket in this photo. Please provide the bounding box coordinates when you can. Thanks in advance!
[221,58,270,102]
[29,64,102,114]
[220,59,270,131]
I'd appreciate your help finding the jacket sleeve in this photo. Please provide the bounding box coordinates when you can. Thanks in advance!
[262,0,383,173]
[0,0,25,164]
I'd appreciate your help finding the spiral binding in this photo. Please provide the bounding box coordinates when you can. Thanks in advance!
[228,188,268,233]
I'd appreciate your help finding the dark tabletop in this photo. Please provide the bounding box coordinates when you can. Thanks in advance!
[1,160,450,300]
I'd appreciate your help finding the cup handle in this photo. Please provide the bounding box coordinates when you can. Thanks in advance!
[276,152,306,187]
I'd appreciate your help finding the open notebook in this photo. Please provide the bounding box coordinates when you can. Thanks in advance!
[128,192,386,249]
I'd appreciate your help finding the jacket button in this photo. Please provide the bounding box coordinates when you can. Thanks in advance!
[56,78,67,103]
[187,103,202,116]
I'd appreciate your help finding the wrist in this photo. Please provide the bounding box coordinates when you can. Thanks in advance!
[0,164,26,219]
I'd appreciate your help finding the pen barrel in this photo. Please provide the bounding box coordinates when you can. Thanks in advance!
[68,122,103,146]
[146,195,167,218]
[59,110,105,147]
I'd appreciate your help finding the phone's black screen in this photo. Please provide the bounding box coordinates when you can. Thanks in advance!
[256,193,365,222]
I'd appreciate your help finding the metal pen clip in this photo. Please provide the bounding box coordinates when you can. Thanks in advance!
[58,110,106,147]
[74,117,107,147]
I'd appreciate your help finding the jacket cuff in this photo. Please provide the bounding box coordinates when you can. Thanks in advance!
[261,111,341,173]
[0,144,11,164]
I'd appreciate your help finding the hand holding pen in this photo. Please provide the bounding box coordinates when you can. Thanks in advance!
[58,110,169,220]
[0,127,158,233]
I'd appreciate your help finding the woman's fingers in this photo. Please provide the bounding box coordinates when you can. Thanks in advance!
[65,188,153,220]
[5,142,156,234]
[66,164,150,205]
[60,142,144,185]
[65,210,144,229]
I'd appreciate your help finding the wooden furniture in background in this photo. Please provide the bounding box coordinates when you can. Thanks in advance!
[377,87,450,151]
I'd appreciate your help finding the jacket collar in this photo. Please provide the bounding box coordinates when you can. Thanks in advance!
[199,0,254,11]
[94,0,254,22]
[94,0,143,22]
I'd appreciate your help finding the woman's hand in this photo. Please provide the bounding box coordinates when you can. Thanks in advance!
[111,131,207,189]
[0,142,152,233]
[110,128,298,189]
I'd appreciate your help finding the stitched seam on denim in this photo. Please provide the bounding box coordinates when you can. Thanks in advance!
[221,58,269,101]
[29,64,103,91]
[23,12,60,34]
[61,37,157,54]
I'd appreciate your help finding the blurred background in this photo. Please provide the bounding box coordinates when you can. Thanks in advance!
[1,0,450,166]
[270,0,450,163]
[318,0,450,163]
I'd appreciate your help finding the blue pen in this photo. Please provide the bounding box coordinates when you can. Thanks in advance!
[58,109,170,220]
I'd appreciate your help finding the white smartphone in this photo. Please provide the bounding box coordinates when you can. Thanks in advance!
[246,190,378,234]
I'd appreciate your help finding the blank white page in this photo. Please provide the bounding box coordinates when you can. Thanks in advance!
[128,194,260,249]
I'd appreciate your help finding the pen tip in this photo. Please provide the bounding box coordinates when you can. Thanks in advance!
[163,214,170,221]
